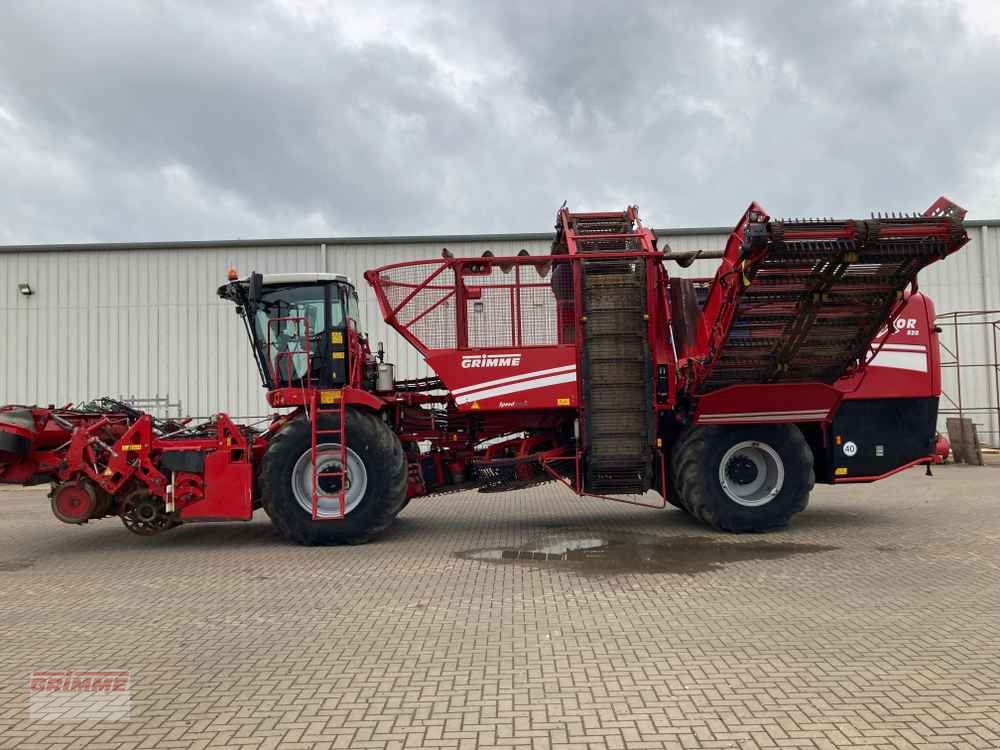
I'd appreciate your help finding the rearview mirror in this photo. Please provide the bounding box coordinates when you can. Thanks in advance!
[248,272,263,303]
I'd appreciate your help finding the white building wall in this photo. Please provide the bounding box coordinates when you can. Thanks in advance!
[920,224,1000,445]
[0,236,553,419]
[1,224,997,442]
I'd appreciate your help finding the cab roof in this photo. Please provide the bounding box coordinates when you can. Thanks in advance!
[217,272,356,302]
[257,272,355,288]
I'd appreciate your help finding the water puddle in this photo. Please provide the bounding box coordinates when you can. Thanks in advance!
[457,532,836,576]
[0,558,37,572]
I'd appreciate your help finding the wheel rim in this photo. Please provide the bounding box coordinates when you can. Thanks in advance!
[120,490,176,535]
[291,443,368,519]
[718,440,784,507]
[52,483,95,523]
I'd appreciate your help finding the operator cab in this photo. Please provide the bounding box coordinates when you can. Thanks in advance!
[219,272,364,391]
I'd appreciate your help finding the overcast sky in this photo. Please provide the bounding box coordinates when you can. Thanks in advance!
[1,0,998,244]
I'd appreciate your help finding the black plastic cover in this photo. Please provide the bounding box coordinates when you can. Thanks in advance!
[159,450,206,474]
[826,397,938,481]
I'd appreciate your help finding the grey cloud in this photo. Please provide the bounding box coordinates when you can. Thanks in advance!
[0,0,997,244]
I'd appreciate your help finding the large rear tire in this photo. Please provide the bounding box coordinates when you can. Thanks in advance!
[670,424,813,532]
[259,408,407,545]
[665,428,701,513]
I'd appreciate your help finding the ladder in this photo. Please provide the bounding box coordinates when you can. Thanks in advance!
[309,390,348,520]
[266,315,351,520]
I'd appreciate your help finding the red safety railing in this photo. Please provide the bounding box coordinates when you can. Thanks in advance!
[266,316,312,389]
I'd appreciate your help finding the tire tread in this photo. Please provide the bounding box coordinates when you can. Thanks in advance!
[258,408,407,545]
[669,424,813,532]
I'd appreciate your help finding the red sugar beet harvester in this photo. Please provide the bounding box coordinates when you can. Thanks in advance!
[0,198,970,544]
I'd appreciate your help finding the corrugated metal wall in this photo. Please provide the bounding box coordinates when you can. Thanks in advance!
[920,224,1000,446]
[1,224,996,442]
[0,236,554,418]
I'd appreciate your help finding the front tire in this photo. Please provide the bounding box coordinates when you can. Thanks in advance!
[670,424,813,532]
[259,408,407,545]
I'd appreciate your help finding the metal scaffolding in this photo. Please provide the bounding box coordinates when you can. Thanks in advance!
[936,309,1000,449]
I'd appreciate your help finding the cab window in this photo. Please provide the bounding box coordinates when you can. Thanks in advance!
[346,289,364,332]
[253,284,339,383]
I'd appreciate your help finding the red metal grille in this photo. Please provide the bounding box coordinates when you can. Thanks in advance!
[373,262,458,350]
[464,263,560,348]
[368,257,571,354]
